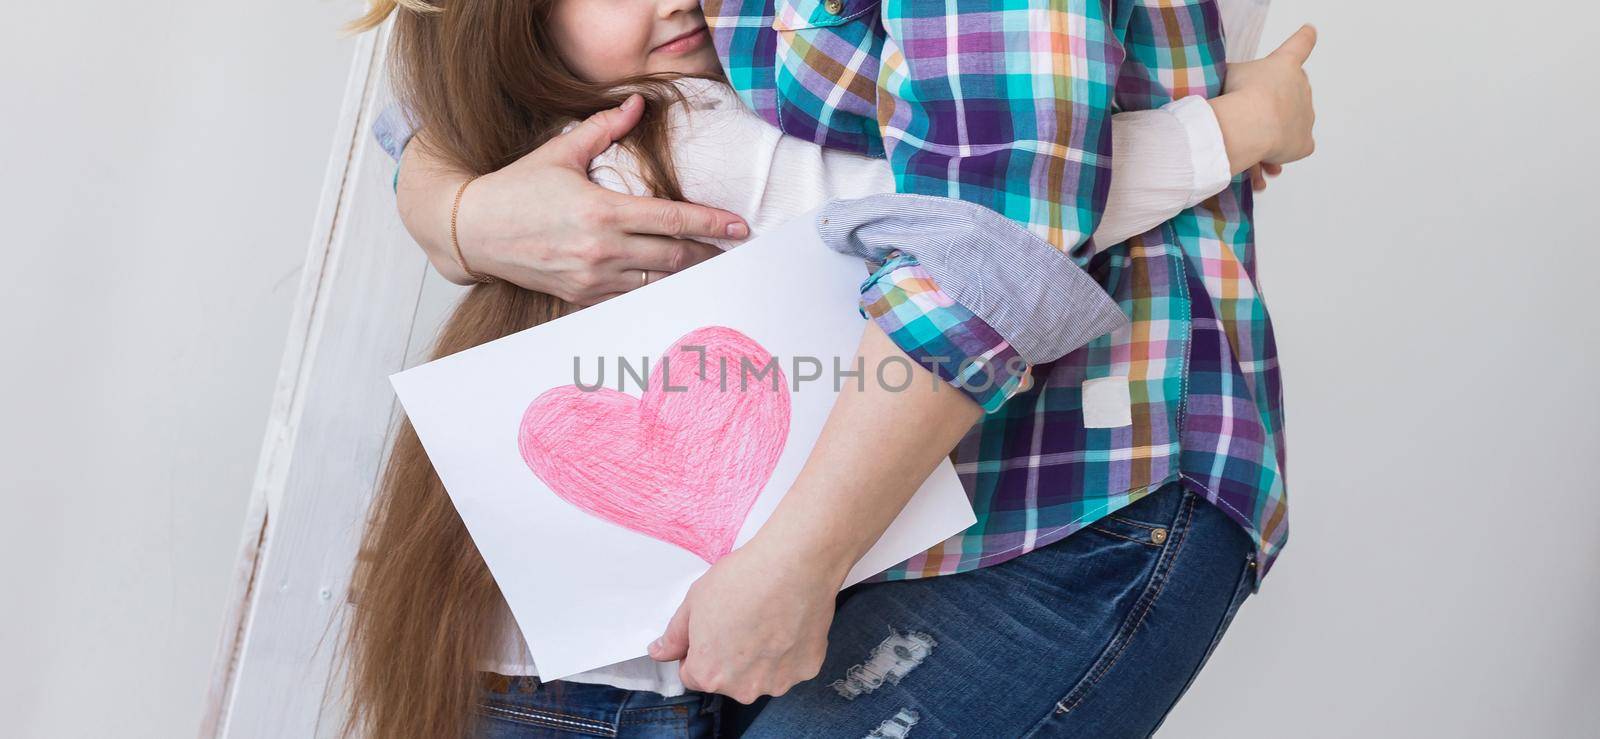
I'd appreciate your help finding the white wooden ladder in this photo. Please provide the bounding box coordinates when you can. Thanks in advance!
[199,20,464,738]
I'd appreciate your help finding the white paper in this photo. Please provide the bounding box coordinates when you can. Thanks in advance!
[390,212,976,680]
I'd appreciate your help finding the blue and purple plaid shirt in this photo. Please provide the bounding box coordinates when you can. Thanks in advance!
[700,0,1289,586]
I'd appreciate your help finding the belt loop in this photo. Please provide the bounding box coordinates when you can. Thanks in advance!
[1165,483,1199,542]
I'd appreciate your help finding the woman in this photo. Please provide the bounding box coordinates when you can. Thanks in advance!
[344,0,1314,735]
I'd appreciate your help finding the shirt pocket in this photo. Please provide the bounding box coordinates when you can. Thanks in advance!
[771,0,879,30]
[767,0,884,152]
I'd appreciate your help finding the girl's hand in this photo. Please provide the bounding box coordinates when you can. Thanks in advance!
[1207,24,1318,174]
[396,94,749,305]
[647,534,843,704]
[1250,162,1284,192]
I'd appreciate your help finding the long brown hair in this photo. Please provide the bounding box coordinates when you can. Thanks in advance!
[337,2,717,737]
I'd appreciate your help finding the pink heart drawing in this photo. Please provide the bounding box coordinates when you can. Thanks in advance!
[517,326,791,563]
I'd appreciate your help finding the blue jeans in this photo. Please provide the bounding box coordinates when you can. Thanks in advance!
[727,480,1257,737]
[470,674,725,738]
[474,481,1255,737]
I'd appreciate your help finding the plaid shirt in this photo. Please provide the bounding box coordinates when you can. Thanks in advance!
[702,0,1288,586]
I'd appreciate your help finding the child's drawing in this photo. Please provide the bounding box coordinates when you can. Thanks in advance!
[390,214,975,679]
[517,326,791,563]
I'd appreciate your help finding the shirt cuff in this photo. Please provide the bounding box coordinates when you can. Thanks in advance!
[1164,95,1232,207]
[856,252,1030,413]
[817,193,1129,413]
[817,193,1128,365]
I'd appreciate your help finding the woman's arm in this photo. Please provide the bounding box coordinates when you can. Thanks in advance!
[651,23,1319,703]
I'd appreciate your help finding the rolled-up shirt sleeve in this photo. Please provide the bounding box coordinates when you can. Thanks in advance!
[815,0,1133,412]
[818,196,1126,412]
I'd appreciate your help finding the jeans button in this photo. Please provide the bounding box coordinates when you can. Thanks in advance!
[1150,527,1168,545]
[824,0,845,14]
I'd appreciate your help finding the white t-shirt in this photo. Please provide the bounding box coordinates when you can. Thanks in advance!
[478,75,1234,696]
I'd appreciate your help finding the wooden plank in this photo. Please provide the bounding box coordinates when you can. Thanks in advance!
[200,18,445,738]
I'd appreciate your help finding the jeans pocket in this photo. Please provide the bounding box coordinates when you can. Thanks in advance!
[1083,483,1187,548]
[476,700,617,737]
[1084,513,1170,548]
[473,676,623,738]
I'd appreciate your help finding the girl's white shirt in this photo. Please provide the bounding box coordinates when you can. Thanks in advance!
[479,75,1234,696]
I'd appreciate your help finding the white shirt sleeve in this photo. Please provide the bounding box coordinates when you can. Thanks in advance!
[1219,0,1272,62]
[1093,95,1233,250]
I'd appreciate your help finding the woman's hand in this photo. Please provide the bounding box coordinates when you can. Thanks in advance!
[1208,24,1318,175]
[647,534,842,704]
[396,94,749,305]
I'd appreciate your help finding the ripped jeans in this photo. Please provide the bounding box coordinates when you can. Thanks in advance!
[469,482,1256,738]
[727,481,1258,738]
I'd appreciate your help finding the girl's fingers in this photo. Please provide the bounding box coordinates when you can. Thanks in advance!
[607,190,749,241]
[1271,24,1317,66]
[1263,162,1284,177]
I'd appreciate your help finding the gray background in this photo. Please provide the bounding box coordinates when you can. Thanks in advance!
[2,1,1595,736]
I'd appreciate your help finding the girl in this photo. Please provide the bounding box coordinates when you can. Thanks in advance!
[339,0,1310,737]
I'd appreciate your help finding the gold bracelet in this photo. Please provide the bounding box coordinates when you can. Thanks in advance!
[450,174,496,284]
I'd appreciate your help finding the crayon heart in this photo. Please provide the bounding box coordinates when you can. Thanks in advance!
[518,326,790,562]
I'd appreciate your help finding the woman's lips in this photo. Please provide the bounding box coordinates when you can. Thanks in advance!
[654,27,709,55]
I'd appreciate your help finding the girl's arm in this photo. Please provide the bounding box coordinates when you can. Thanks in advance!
[593,85,1262,251]
[1096,70,1309,248]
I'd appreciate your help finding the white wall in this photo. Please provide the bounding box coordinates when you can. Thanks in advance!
[0,3,361,738]
[2,1,1596,738]
[1162,2,1600,737]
